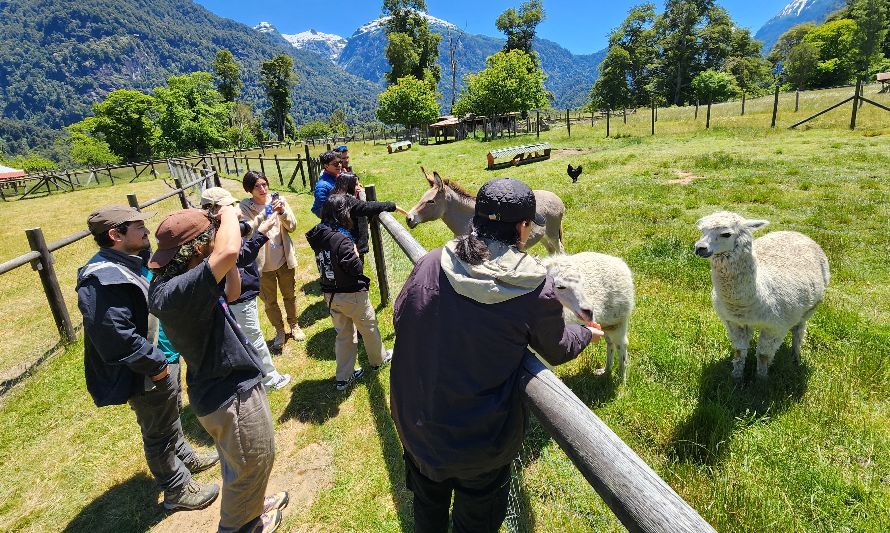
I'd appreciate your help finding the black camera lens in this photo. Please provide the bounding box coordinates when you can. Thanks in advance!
[238,220,251,237]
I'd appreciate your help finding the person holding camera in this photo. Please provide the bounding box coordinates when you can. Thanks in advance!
[390,178,604,532]
[76,205,220,512]
[148,207,285,533]
[239,171,304,352]
[305,194,392,391]
[202,188,292,392]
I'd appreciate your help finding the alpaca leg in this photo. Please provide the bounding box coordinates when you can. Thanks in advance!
[724,322,752,381]
[604,335,615,375]
[791,322,807,365]
[756,330,785,380]
[611,322,629,383]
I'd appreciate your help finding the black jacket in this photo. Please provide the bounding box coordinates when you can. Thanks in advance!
[342,194,396,255]
[390,248,592,482]
[305,222,370,294]
[76,248,168,407]
[233,232,269,304]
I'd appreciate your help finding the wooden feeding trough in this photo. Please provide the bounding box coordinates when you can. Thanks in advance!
[486,142,551,169]
[387,140,412,154]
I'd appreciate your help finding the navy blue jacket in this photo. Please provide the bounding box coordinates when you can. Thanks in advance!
[233,232,269,304]
[76,248,167,407]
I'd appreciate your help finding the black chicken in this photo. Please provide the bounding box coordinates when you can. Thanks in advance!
[567,164,583,183]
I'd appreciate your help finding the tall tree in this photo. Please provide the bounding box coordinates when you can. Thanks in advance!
[608,4,657,106]
[784,41,820,95]
[654,0,714,105]
[383,0,441,87]
[91,89,158,162]
[849,0,888,77]
[212,49,242,103]
[691,69,739,103]
[495,1,545,59]
[376,75,441,129]
[803,18,860,87]
[328,109,348,136]
[589,45,633,111]
[725,28,772,96]
[768,23,817,68]
[452,50,549,117]
[153,72,230,155]
[260,54,296,141]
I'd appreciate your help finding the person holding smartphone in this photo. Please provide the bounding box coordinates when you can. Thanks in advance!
[239,171,304,352]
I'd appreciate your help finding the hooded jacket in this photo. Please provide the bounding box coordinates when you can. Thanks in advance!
[342,194,396,255]
[390,240,592,481]
[76,248,168,406]
[305,222,370,294]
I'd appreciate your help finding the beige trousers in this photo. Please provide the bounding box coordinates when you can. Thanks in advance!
[326,291,386,381]
[198,383,275,532]
[259,265,297,331]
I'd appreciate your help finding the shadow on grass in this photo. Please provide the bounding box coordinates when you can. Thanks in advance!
[278,377,350,424]
[180,405,214,448]
[305,328,336,361]
[669,346,810,465]
[299,300,330,328]
[62,473,164,532]
[300,280,322,296]
[366,369,413,532]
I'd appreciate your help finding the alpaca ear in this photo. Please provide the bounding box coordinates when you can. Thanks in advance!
[432,171,444,190]
[745,219,769,231]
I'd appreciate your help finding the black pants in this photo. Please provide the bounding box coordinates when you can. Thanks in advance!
[127,361,194,493]
[404,454,511,533]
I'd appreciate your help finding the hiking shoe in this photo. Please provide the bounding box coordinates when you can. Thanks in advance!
[270,330,287,350]
[163,479,219,511]
[371,349,393,371]
[263,491,289,513]
[246,508,282,533]
[290,325,306,342]
[269,374,292,391]
[335,368,365,391]
[185,450,219,474]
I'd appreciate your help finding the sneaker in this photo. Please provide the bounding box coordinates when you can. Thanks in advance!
[185,450,219,474]
[335,368,365,391]
[269,374,292,391]
[246,508,282,533]
[163,479,220,511]
[371,349,393,371]
[290,325,306,342]
[270,329,287,350]
[263,491,289,513]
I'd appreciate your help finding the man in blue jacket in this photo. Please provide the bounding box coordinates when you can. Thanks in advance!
[76,205,219,512]
[310,150,342,218]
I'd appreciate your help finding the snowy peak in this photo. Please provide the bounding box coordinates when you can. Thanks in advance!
[281,29,348,62]
[254,21,277,34]
[754,0,845,53]
[353,12,457,38]
[778,0,816,17]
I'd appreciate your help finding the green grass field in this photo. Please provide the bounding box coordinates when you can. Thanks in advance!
[0,84,888,532]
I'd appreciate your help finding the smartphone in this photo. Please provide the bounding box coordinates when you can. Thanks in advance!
[266,192,279,216]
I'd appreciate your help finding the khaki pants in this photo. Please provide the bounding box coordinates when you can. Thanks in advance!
[259,265,297,331]
[326,291,386,382]
[198,383,275,532]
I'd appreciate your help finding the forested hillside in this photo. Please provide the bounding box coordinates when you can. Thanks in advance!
[0,0,379,155]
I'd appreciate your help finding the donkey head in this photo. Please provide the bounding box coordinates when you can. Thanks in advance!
[406,167,449,229]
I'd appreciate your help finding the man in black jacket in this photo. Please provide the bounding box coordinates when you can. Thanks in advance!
[390,178,603,532]
[76,205,219,512]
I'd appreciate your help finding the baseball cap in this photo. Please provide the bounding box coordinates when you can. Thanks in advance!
[147,209,212,268]
[475,178,546,226]
[201,187,238,207]
[333,145,348,152]
[87,205,155,235]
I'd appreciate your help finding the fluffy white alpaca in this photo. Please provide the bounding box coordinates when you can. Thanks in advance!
[542,252,636,381]
[694,211,830,381]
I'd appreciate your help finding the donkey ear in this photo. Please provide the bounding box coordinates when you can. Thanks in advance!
[432,171,444,190]
[744,219,769,231]
[420,166,434,187]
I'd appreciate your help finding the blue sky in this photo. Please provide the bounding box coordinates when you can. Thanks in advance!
[194,0,788,55]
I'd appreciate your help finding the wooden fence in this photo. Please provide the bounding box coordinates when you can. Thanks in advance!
[365,184,715,532]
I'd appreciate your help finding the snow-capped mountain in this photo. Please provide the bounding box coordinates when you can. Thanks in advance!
[254,21,277,34]
[754,0,845,53]
[281,29,348,62]
[351,13,457,38]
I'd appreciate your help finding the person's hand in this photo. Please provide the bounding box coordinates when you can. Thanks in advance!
[355,183,364,197]
[272,197,284,214]
[217,204,238,220]
[150,367,169,382]
[258,215,276,235]
[586,322,605,343]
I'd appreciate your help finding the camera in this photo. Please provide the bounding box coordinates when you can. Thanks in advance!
[239,220,252,237]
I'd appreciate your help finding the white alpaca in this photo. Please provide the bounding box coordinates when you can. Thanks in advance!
[542,252,636,381]
[694,211,830,381]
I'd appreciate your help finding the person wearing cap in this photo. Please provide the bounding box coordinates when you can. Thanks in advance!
[76,205,220,512]
[389,178,604,532]
[239,171,305,352]
[147,207,285,532]
[310,150,343,218]
[202,187,292,392]
[333,145,351,172]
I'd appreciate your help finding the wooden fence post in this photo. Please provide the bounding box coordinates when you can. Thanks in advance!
[741,91,746,116]
[173,177,189,209]
[695,99,699,120]
[606,109,610,137]
[364,185,391,306]
[26,228,75,343]
[771,84,780,128]
[651,98,656,135]
[127,194,140,210]
[274,155,283,185]
[536,110,540,138]
[795,90,800,112]
[850,78,861,129]
[706,97,712,129]
[211,166,222,187]
[566,109,571,137]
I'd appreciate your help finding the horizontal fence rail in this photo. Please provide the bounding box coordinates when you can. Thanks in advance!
[369,205,715,532]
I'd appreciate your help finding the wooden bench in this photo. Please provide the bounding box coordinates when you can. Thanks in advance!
[387,140,412,154]
[487,142,551,169]
[878,72,890,93]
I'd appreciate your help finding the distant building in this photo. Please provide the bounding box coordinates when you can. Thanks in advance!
[0,164,27,190]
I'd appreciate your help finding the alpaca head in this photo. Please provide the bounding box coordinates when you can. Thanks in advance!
[543,259,595,323]
[694,211,769,258]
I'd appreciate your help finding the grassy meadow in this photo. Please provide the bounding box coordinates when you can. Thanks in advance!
[0,84,888,532]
